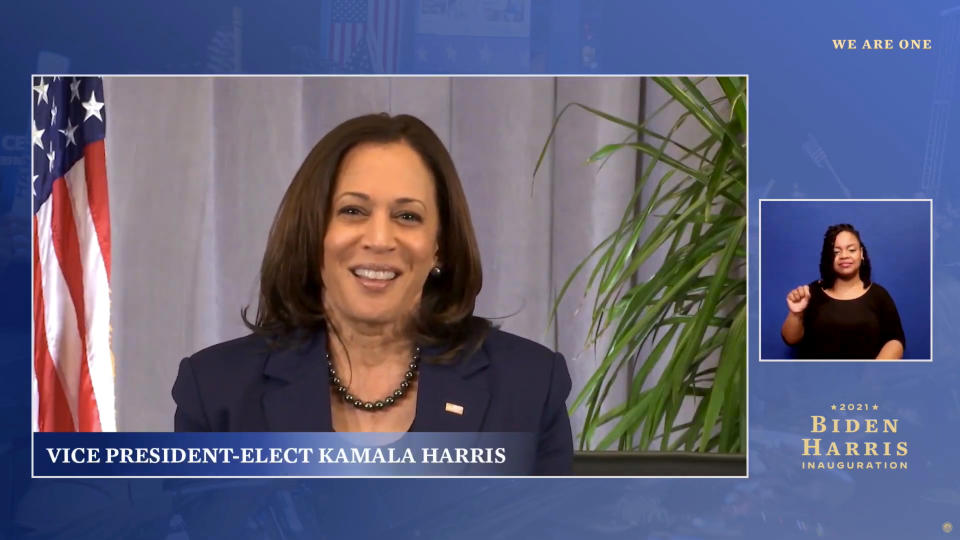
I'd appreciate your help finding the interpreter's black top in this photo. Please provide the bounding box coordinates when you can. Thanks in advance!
[793,281,906,359]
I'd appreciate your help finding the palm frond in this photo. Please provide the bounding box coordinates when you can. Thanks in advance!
[547,77,747,452]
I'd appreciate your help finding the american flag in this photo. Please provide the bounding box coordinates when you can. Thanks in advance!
[32,76,116,432]
[330,0,401,73]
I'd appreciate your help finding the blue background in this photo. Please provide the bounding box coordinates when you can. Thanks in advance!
[3,1,960,538]
[761,200,932,359]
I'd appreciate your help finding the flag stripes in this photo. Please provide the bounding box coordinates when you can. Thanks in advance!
[33,76,116,432]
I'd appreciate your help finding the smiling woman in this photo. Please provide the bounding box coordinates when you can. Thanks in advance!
[323,143,442,333]
[781,223,906,360]
[170,113,573,474]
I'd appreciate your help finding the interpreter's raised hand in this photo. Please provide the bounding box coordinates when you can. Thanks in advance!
[786,285,811,314]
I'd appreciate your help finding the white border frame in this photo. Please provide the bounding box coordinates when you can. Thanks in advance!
[31,73,750,480]
[757,198,934,363]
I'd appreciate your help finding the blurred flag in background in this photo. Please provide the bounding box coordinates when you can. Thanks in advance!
[32,76,116,432]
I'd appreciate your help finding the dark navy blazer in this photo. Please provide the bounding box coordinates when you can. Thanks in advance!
[172,326,574,475]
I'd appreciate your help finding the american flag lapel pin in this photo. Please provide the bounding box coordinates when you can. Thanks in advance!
[445,402,464,415]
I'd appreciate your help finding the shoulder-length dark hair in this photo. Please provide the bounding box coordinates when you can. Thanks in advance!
[243,113,488,361]
[818,223,872,289]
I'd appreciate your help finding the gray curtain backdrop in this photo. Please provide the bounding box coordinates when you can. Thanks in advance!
[104,76,652,432]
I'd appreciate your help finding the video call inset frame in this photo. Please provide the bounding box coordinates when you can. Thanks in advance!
[759,198,932,362]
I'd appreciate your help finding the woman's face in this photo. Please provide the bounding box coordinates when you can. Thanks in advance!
[321,142,440,327]
[832,230,863,279]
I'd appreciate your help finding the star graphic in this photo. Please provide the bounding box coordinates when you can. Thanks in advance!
[446,45,457,61]
[82,90,104,122]
[70,78,82,102]
[50,102,57,125]
[46,142,55,173]
[872,404,879,411]
[59,118,78,147]
[830,404,837,410]
[32,174,38,198]
[33,78,49,106]
[32,119,45,150]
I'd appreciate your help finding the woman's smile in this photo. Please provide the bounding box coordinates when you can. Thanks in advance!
[350,264,402,291]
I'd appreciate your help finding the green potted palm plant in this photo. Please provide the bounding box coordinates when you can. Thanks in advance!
[537,77,747,458]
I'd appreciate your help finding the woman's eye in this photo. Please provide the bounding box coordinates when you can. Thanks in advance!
[397,212,422,223]
[339,206,364,216]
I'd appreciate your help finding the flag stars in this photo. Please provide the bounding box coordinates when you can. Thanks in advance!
[46,142,56,173]
[82,90,104,122]
[70,78,82,102]
[59,118,79,147]
[33,78,49,106]
[50,103,58,125]
[32,119,45,150]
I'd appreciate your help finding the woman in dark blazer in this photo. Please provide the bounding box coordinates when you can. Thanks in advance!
[172,113,573,474]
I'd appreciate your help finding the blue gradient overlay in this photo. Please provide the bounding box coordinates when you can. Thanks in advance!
[2,1,960,538]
